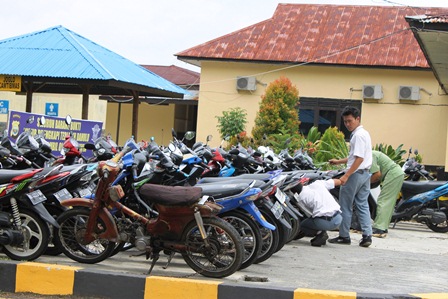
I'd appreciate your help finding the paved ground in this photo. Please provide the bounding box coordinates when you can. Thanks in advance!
[2,221,447,297]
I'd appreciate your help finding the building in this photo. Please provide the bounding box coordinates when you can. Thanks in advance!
[176,4,448,170]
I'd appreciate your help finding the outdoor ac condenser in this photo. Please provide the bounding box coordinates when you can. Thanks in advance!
[236,76,257,91]
[398,86,420,101]
[362,85,383,100]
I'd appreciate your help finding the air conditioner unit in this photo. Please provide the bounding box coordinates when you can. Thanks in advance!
[399,86,420,101]
[362,85,383,100]
[236,76,257,91]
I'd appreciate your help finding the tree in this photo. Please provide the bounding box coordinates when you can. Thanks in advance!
[252,76,300,140]
[215,107,247,140]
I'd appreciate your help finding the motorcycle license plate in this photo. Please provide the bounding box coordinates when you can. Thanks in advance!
[275,188,286,204]
[78,187,92,198]
[26,190,47,205]
[271,201,284,219]
[54,188,73,202]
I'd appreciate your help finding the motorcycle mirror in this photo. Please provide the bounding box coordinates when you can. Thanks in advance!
[414,149,419,155]
[39,116,46,126]
[65,115,72,126]
[206,135,213,142]
[184,131,195,141]
[171,128,177,139]
[224,135,230,141]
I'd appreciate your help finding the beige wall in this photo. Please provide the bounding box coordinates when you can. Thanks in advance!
[196,61,448,167]
[0,91,106,126]
[105,102,175,146]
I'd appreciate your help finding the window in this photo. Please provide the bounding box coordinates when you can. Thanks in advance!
[298,98,362,140]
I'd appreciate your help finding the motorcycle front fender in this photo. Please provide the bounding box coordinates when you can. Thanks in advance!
[241,202,276,230]
[30,202,60,228]
[60,198,119,241]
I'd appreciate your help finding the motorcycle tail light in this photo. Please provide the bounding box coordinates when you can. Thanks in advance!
[260,185,276,198]
[246,191,262,201]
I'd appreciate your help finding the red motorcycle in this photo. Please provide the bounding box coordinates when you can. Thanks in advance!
[54,139,244,278]
[52,115,87,166]
[0,165,67,260]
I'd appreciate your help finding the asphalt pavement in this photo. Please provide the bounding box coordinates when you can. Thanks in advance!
[2,221,447,298]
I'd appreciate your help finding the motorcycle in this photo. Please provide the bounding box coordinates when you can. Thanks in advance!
[402,148,435,181]
[391,179,448,232]
[52,115,88,166]
[54,138,244,278]
[0,166,62,260]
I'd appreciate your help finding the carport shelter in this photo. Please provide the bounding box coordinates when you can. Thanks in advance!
[0,25,188,137]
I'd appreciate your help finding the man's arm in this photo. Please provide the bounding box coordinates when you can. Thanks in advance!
[371,171,381,183]
[340,156,363,185]
[329,157,348,165]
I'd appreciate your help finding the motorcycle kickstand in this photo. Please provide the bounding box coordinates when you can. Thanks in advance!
[147,251,160,275]
[163,251,176,269]
[392,219,398,229]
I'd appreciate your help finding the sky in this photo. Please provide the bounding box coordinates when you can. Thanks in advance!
[1,0,447,72]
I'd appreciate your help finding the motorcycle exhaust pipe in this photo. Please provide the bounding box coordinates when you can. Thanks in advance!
[0,229,25,246]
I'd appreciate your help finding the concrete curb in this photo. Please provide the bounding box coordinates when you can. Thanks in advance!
[0,260,447,299]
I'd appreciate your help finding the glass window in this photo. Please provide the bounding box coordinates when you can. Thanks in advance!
[298,98,361,140]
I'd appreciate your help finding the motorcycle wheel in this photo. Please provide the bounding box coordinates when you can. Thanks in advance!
[425,201,448,233]
[181,217,243,278]
[253,208,280,264]
[286,215,300,243]
[53,208,116,264]
[2,209,50,261]
[219,209,262,270]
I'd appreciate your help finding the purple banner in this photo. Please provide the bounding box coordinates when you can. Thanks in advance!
[7,110,103,158]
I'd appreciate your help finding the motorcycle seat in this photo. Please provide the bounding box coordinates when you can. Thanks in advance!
[0,169,42,184]
[199,182,252,198]
[402,180,447,195]
[139,183,202,206]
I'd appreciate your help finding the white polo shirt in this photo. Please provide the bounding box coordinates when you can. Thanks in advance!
[347,125,372,171]
[296,180,341,218]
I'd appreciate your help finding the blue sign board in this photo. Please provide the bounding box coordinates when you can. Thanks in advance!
[7,110,103,158]
[0,100,9,114]
[45,103,58,116]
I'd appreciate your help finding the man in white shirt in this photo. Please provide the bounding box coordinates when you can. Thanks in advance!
[295,178,342,247]
[328,106,373,247]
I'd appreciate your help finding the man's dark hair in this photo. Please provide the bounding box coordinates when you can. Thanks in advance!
[342,106,360,118]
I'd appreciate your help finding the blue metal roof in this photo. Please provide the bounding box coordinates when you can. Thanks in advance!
[0,25,187,96]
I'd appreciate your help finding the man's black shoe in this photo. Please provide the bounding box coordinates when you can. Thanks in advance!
[359,235,372,247]
[328,236,351,245]
[372,228,387,238]
[310,231,328,247]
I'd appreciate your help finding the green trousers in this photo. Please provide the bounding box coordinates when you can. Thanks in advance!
[373,167,405,230]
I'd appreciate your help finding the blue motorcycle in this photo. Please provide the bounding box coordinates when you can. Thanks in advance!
[392,180,448,232]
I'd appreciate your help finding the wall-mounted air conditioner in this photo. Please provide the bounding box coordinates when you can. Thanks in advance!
[399,86,420,101]
[362,85,383,100]
[236,76,257,91]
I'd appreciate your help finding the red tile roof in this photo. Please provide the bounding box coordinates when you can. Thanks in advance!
[176,4,448,68]
[141,65,200,86]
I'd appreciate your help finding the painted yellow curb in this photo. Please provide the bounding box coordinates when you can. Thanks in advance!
[15,262,82,295]
[144,276,221,299]
[294,288,357,299]
[412,294,448,299]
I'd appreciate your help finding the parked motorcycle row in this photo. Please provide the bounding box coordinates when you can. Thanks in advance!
[1,121,448,279]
